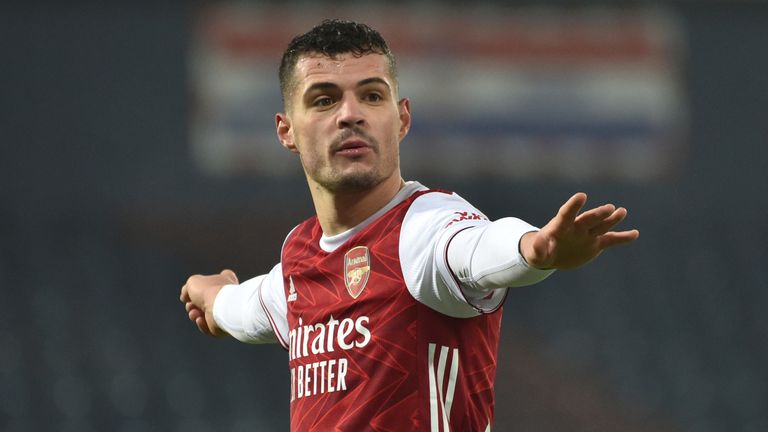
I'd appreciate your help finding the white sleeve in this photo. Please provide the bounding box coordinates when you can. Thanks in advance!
[446,217,556,294]
[400,192,554,318]
[212,263,289,347]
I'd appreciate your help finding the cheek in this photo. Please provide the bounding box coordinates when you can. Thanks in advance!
[295,132,326,168]
[386,119,402,146]
[297,119,330,148]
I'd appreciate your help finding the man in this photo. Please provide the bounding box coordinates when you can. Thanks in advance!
[180,19,639,431]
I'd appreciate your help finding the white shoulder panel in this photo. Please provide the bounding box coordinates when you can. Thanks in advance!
[399,191,498,318]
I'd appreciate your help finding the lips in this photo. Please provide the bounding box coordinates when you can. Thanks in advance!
[339,140,368,149]
[335,139,372,156]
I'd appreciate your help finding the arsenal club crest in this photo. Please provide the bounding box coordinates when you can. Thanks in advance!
[344,246,371,299]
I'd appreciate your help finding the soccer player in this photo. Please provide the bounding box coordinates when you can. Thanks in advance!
[180,19,639,431]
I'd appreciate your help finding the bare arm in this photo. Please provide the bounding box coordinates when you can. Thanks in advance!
[520,192,639,270]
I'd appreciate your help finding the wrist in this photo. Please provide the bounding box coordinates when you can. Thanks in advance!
[519,231,552,270]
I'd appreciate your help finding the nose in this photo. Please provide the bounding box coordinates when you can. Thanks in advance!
[336,95,365,129]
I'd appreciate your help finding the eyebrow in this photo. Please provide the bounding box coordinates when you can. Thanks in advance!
[303,77,391,95]
[357,77,391,89]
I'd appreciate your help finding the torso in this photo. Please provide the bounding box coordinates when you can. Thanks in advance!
[281,190,501,431]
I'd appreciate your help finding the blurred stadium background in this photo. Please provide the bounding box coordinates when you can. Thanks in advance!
[1,1,767,431]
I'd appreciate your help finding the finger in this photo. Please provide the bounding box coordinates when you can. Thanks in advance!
[556,192,588,223]
[588,207,627,236]
[188,307,203,322]
[195,317,212,336]
[181,274,202,302]
[598,229,640,249]
[185,301,196,313]
[575,204,616,229]
[220,269,239,284]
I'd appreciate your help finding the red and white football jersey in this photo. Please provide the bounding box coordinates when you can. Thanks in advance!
[213,182,553,431]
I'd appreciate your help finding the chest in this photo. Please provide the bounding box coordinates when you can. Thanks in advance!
[283,240,409,325]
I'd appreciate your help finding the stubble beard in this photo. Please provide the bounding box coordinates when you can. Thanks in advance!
[311,152,387,193]
[323,167,383,193]
[303,128,397,193]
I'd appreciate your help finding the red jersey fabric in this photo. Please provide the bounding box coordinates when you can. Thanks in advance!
[282,190,501,432]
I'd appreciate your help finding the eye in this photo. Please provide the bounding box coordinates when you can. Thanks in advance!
[365,92,384,103]
[313,96,334,107]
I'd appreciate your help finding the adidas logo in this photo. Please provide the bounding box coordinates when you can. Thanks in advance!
[288,276,297,302]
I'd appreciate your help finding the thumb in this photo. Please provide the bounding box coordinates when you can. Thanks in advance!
[220,269,239,284]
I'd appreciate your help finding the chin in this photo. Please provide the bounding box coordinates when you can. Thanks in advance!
[324,171,384,193]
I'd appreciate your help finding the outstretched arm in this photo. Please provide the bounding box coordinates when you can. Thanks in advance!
[180,265,286,344]
[519,193,639,270]
[180,269,239,337]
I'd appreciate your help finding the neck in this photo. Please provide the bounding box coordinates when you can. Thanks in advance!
[308,174,405,236]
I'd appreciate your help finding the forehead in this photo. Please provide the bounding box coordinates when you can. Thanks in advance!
[293,53,393,90]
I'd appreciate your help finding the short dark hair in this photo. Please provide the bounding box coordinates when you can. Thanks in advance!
[279,19,398,107]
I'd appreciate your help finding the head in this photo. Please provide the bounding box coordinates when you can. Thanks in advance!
[279,19,398,109]
[275,20,411,194]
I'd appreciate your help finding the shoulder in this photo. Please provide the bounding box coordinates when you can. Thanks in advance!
[282,216,321,253]
[404,189,489,231]
[398,189,492,318]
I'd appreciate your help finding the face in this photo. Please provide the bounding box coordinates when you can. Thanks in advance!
[276,53,411,193]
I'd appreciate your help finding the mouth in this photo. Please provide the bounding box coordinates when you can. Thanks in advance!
[335,139,373,157]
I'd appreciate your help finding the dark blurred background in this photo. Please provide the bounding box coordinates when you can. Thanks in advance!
[1,1,767,431]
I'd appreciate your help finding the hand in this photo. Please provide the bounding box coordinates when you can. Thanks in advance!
[520,193,639,270]
[180,269,239,337]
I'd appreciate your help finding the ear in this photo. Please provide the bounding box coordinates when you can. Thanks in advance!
[276,112,299,153]
[397,98,412,141]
